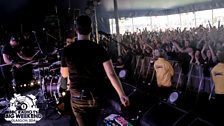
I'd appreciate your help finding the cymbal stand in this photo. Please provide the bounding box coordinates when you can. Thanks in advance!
[10,64,17,93]
[35,60,47,104]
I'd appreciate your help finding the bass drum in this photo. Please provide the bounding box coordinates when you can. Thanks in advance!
[42,75,62,103]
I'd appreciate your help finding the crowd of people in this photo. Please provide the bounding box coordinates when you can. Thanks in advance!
[111,24,224,124]
[112,25,224,85]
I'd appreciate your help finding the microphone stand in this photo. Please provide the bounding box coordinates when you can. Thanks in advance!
[10,64,17,93]
[32,31,44,56]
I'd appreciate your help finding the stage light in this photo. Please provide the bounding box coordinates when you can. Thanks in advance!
[30,82,34,86]
[24,84,27,87]
[119,70,126,78]
[20,85,23,88]
[62,92,66,97]
[167,91,179,104]
[37,80,41,85]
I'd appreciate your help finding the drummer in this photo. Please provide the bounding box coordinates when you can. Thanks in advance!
[1,35,34,99]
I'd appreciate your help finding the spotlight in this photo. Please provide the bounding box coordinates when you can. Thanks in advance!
[62,92,66,97]
[24,84,27,87]
[20,85,23,88]
[30,82,34,86]
[37,80,41,85]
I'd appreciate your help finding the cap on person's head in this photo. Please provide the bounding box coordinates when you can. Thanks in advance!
[75,15,92,35]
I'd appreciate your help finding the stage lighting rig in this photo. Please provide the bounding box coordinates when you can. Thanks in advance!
[84,0,101,15]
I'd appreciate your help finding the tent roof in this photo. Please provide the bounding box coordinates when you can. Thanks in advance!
[101,0,211,11]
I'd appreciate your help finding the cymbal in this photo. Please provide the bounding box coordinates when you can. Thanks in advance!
[32,62,51,67]
[50,61,61,66]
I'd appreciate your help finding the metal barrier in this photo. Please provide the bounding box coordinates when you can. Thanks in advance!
[129,56,215,100]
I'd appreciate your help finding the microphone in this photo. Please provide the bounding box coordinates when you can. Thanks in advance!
[98,31,111,37]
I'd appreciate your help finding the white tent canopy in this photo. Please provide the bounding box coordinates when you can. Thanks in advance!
[96,0,224,17]
[92,0,224,32]
[102,0,211,11]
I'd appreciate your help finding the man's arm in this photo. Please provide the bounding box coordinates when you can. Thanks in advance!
[2,53,21,68]
[17,52,32,61]
[60,67,69,78]
[103,60,129,107]
[2,54,12,64]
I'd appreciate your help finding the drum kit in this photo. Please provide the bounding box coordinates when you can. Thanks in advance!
[0,56,68,115]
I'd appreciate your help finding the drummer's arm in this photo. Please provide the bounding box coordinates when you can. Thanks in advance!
[2,54,12,64]
[3,53,21,68]
[17,52,32,61]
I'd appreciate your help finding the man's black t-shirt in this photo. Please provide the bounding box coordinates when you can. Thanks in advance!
[1,44,21,62]
[61,40,110,93]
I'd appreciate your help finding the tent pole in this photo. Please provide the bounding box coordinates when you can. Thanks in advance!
[114,0,121,56]
[94,7,99,44]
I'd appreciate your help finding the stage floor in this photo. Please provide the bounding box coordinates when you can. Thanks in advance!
[0,82,222,126]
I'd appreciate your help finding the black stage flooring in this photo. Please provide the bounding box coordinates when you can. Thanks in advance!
[0,82,222,126]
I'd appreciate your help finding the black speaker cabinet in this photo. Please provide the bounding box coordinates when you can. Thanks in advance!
[140,102,187,126]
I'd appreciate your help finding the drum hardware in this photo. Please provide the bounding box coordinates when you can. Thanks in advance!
[32,59,63,119]
[10,64,17,93]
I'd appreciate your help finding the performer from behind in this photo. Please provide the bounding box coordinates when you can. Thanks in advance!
[1,35,33,99]
[153,49,174,100]
[60,15,129,126]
